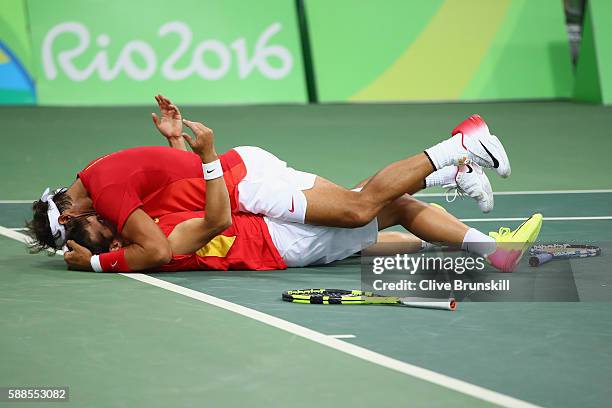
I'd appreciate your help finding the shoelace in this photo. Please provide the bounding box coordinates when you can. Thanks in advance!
[443,167,468,203]
[444,186,468,203]
[492,227,512,239]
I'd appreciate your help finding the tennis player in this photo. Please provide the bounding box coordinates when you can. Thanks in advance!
[28,95,509,273]
[83,202,542,273]
[61,109,541,273]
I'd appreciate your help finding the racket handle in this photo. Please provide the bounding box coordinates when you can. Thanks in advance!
[529,253,553,267]
[399,298,456,311]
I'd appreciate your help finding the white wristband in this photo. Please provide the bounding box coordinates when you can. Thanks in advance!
[90,255,103,272]
[203,159,223,180]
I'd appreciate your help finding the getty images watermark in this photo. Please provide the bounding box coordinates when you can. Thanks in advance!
[360,243,597,302]
[370,252,510,292]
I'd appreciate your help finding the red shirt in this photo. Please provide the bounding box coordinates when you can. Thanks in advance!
[155,211,286,271]
[78,146,246,233]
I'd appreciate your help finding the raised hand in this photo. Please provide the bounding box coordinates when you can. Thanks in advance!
[152,94,183,141]
[182,119,217,163]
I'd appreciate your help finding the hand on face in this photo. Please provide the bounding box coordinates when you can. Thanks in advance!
[62,214,115,270]
[64,240,93,271]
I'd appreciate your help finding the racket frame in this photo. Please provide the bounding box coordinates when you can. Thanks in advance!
[282,289,456,310]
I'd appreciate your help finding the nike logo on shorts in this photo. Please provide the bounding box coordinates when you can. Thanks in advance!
[288,197,295,213]
[111,261,118,269]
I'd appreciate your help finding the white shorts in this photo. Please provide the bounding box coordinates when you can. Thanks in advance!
[264,216,378,267]
[234,146,316,224]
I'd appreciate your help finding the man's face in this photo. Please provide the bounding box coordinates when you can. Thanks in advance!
[82,215,116,254]
[85,215,114,244]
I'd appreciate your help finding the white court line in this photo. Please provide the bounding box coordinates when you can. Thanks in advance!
[415,189,612,197]
[3,189,612,204]
[0,226,63,255]
[0,225,33,242]
[121,273,539,408]
[328,334,356,339]
[461,216,612,222]
[0,226,539,408]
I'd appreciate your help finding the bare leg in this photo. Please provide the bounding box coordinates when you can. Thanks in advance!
[370,231,424,254]
[375,194,468,245]
[377,231,420,243]
[360,153,433,203]
[304,153,434,228]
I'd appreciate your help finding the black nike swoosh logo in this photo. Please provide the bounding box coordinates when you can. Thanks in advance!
[479,141,500,168]
[466,164,473,173]
[206,169,214,174]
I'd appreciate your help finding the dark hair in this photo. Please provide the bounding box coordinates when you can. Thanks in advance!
[25,190,102,254]
[69,222,114,255]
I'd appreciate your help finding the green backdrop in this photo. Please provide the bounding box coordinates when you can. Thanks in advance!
[574,0,612,105]
[6,0,612,106]
[27,0,307,105]
[305,0,573,102]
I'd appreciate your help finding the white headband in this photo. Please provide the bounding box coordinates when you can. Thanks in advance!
[40,187,67,247]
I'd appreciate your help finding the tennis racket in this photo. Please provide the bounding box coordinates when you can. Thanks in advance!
[528,243,601,267]
[282,289,456,311]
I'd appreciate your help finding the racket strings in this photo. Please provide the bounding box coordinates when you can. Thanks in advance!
[284,289,365,300]
[529,244,601,258]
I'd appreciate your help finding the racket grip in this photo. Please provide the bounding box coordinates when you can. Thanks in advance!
[529,253,553,267]
[400,298,456,311]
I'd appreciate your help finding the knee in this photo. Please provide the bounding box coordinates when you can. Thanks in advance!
[343,205,377,228]
[390,194,426,213]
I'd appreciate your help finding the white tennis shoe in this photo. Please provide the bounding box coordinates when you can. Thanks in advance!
[451,114,511,178]
[444,163,494,213]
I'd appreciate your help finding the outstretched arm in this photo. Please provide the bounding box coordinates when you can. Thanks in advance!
[152,94,187,151]
[167,119,231,254]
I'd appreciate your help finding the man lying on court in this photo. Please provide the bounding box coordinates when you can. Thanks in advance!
[69,121,541,273]
[27,95,541,273]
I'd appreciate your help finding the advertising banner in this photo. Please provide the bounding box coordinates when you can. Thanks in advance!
[0,0,36,104]
[305,0,573,102]
[27,0,306,105]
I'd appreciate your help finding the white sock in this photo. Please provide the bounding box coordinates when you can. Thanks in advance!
[424,136,464,170]
[420,240,435,251]
[425,166,458,188]
[461,228,496,257]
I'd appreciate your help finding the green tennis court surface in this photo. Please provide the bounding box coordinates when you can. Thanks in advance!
[1,102,611,407]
